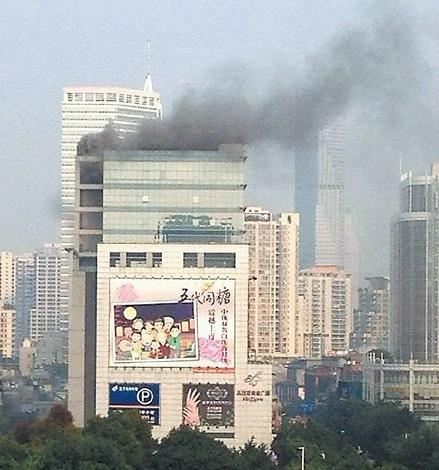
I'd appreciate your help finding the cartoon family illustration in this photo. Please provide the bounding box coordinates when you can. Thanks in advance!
[114,304,197,362]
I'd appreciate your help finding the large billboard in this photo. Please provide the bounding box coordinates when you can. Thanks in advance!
[109,383,160,425]
[110,279,235,369]
[182,383,234,427]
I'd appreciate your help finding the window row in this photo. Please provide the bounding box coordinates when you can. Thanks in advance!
[109,251,236,269]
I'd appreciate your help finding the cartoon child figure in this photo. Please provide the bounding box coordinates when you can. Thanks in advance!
[155,318,168,346]
[131,331,143,360]
[150,339,161,359]
[169,324,182,358]
[141,327,153,351]
[163,316,175,334]
[132,317,144,332]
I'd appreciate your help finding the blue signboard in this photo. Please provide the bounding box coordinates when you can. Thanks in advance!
[109,383,160,425]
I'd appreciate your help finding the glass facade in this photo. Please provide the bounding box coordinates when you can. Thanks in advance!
[102,149,245,244]
[391,170,439,361]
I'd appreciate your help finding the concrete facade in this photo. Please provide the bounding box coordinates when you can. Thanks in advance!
[95,243,272,447]
[244,207,300,359]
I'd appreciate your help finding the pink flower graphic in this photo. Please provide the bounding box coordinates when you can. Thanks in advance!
[198,338,227,363]
[117,283,138,302]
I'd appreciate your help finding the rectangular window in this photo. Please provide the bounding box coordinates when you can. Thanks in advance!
[134,95,140,104]
[183,252,198,268]
[203,253,236,268]
[96,93,104,101]
[110,252,121,267]
[85,93,93,101]
[126,95,132,103]
[126,252,147,267]
[106,93,117,102]
[152,252,162,268]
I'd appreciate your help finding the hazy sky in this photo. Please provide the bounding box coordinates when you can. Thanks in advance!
[1,1,439,277]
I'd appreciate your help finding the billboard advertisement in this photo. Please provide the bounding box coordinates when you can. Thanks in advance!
[109,383,160,425]
[182,383,234,427]
[110,279,235,369]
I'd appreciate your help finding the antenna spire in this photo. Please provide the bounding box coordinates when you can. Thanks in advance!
[143,39,154,93]
[146,39,151,76]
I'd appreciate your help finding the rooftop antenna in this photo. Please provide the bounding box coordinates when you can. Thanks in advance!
[146,39,151,76]
[144,39,153,93]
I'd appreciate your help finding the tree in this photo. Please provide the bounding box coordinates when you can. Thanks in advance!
[83,411,156,469]
[234,440,276,470]
[155,425,237,470]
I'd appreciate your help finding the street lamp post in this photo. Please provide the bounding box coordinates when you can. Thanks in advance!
[298,446,305,470]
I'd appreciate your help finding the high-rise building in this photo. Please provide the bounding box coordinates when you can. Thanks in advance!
[298,266,351,358]
[295,121,346,269]
[61,75,163,251]
[314,121,346,267]
[69,144,272,447]
[61,71,163,364]
[14,253,36,349]
[344,209,360,308]
[0,252,15,305]
[244,207,300,359]
[30,244,64,345]
[0,302,15,358]
[390,164,439,361]
[352,276,390,353]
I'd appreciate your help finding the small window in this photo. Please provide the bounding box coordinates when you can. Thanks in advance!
[110,252,121,267]
[67,93,73,101]
[204,253,236,268]
[74,93,83,101]
[183,253,198,268]
[149,98,155,106]
[85,93,93,101]
[126,252,147,267]
[106,93,117,102]
[126,95,132,103]
[152,252,162,267]
[96,93,104,102]
[119,94,125,103]
[134,95,140,104]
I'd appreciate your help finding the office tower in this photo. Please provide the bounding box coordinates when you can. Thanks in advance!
[391,164,439,361]
[62,75,163,251]
[0,252,15,304]
[298,266,351,358]
[295,121,346,268]
[314,121,346,267]
[352,276,390,352]
[61,70,163,363]
[70,144,272,447]
[30,244,64,344]
[14,253,36,349]
[244,207,300,359]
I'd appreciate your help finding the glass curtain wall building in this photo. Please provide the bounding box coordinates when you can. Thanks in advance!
[391,164,439,361]
[69,144,246,425]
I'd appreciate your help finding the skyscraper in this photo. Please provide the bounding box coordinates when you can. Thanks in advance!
[295,120,346,269]
[391,164,439,361]
[314,120,346,267]
[244,207,300,359]
[61,70,163,362]
[298,266,351,358]
[61,75,163,251]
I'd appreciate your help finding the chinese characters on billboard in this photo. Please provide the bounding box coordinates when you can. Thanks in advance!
[110,279,235,369]
[182,383,234,427]
[109,383,160,425]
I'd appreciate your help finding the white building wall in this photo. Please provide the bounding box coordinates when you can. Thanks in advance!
[95,243,272,448]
